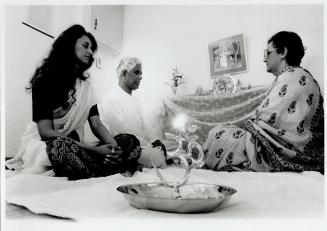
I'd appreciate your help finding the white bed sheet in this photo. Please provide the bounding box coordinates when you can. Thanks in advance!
[5,167,324,221]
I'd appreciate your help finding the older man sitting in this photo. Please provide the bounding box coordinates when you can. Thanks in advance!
[97,57,167,168]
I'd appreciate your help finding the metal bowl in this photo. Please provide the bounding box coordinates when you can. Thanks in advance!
[117,182,237,213]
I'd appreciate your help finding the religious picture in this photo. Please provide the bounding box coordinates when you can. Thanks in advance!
[208,33,247,77]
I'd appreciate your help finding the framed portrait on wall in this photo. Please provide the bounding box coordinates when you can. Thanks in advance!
[208,33,247,77]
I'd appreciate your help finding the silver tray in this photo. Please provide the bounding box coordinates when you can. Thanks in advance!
[117,182,237,213]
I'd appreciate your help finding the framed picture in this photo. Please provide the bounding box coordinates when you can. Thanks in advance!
[208,33,247,77]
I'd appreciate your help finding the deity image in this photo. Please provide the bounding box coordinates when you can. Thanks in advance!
[213,39,240,72]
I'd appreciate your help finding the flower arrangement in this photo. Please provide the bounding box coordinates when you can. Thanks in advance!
[165,65,186,94]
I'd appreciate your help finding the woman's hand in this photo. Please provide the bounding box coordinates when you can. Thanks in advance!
[93,144,124,165]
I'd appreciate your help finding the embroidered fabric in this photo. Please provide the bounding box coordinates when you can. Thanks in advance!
[160,85,269,144]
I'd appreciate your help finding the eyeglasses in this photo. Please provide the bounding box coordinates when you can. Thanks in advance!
[133,70,142,75]
[264,48,279,59]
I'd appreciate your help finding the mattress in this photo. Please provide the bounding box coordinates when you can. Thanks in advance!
[4,167,326,230]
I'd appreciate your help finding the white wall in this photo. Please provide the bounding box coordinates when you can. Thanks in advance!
[5,6,52,157]
[5,5,324,157]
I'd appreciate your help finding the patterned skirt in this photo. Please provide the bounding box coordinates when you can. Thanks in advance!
[46,133,142,180]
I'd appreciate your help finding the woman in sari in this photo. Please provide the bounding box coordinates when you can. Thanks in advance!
[203,31,324,173]
[6,25,142,180]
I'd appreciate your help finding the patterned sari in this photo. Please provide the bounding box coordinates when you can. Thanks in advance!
[46,134,142,180]
[203,66,324,173]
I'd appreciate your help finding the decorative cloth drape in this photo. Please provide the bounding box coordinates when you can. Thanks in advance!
[161,85,270,144]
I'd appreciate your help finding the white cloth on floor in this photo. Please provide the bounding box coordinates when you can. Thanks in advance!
[5,168,324,220]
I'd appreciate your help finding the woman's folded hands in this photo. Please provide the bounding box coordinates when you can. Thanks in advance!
[92,144,124,165]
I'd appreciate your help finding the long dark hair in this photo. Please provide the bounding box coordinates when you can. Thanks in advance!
[26,24,97,109]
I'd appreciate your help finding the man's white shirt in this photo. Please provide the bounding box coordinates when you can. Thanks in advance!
[98,85,148,145]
